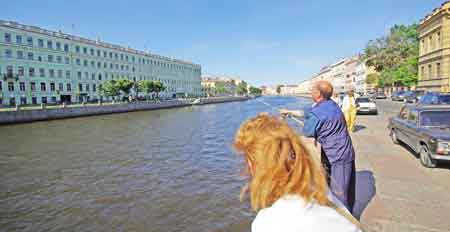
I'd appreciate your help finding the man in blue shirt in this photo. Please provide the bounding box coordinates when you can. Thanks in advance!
[280,80,356,213]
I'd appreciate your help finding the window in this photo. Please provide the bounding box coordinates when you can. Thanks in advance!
[49,69,55,78]
[93,84,97,92]
[66,71,71,79]
[8,82,14,91]
[91,73,95,80]
[97,62,101,68]
[120,54,123,60]
[16,35,22,44]
[86,84,90,92]
[58,70,63,78]
[20,82,25,91]
[104,62,107,68]
[64,44,69,52]
[91,61,95,67]
[5,33,11,43]
[17,51,24,59]
[84,72,89,79]
[31,82,36,91]
[32,97,37,104]
[38,39,44,48]
[76,58,81,65]
[428,64,432,79]
[78,83,83,92]
[110,63,113,69]
[38,56,42,62]
[47,40,53,49]
[50,83,55,91]
[115,53,118,59]
[56,42,61,50]
[48,55,53,62]
[5,49,12,58]
[437,32,441,48]
[28,52,34,60]
[56,56,62,63]
[104,51,107,57]
[84,60,88,66]
[39,68,45,77]
[83,47,87,54]
[18,66,24,76]
[41,97,47,104]
[437,63,441,77]
[29,67,35,77]
[109,52,113,59]
[76,46,80,53]
[67,83,72,92]
[98,74,102,80]
[0,81,3,91]
[40,82,46,91]
[59,83,63,91]
[90,48,94,56]
[65,57,70,64]
[77,71,82,79]
[126,55,128,61]
[97,50,101,56]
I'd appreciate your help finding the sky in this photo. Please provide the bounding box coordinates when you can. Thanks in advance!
[3,0,444,86]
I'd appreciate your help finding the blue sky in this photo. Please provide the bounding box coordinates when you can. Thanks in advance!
[3,0,444,86]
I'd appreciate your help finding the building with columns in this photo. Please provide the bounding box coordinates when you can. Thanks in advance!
[0,20,202,106]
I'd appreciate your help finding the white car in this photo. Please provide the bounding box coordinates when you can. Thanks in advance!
[356,97,378,115]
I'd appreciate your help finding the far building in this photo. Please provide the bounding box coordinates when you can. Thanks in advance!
[417,1,450,93]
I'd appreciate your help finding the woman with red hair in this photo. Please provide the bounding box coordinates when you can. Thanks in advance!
[234,114,361,232]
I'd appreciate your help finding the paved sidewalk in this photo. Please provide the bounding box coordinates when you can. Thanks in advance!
[353,100,450,232]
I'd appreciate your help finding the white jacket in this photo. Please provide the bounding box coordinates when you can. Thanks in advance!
[341,95,356,112]
[252,193,361,232]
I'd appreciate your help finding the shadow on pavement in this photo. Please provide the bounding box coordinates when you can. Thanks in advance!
[398,142,450,170]
[353,170,376,220]
[353,125,366,133]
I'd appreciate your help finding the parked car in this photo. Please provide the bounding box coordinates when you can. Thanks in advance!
[404,90,425,103]
[375,93,387,99]
[388,104,450,168]
[356,96,378,115]
[418,92,450,105]
[391,91,406,101]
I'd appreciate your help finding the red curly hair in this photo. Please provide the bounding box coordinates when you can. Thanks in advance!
[234,114,330,211]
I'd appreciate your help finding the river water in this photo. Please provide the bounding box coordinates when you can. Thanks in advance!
[0,96,311,232]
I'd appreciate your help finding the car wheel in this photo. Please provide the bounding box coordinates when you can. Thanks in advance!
[390,129,399,144]
[419,146,437,168]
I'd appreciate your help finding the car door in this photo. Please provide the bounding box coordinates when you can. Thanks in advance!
[404,109,420,152]
[394,106,409,143]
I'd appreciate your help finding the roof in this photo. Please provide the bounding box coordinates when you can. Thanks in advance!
[420,1,450,25]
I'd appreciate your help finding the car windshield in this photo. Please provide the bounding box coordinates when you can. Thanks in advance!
[439,95,450,104]
[420,111,450,127]
[356,98,371,103]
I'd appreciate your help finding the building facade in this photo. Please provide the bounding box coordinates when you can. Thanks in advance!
[417,1,450,93]
[0,20,202,106]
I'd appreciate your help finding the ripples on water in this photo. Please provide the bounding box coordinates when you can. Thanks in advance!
[0,96,312,232]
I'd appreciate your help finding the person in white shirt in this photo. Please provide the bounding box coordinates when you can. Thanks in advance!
[341,90,358,132]
[233,114,362,232]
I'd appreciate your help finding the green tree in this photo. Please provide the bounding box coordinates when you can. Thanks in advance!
[363,23,419,88]
[116,79,134,96]
[276,85,282,95]
[236,81,248,95]
[215,82,228,95]
[139,80,155,99]
[100,80,120,100]
[153,81,166,99]
[249,86,262,95]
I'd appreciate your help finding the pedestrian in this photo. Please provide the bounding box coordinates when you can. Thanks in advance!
[280,80,356,214]
[234,114,361,232]
[342,90,357,133]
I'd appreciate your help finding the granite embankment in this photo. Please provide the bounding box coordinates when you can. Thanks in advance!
[0,96,250,125]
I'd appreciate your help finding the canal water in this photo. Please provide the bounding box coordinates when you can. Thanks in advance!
[0,96,312,232]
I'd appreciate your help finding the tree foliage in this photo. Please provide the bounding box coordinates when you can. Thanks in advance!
[100,80,120,98]
[249,86,262,95]
[116,79,134,95]
[363,23,419,87]
[276,85,282,94]
[236,81,248,95]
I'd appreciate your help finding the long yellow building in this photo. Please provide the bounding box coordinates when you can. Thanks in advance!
[417,1,450,93]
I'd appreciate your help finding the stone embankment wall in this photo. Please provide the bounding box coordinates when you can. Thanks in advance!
[0,97,250,125]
